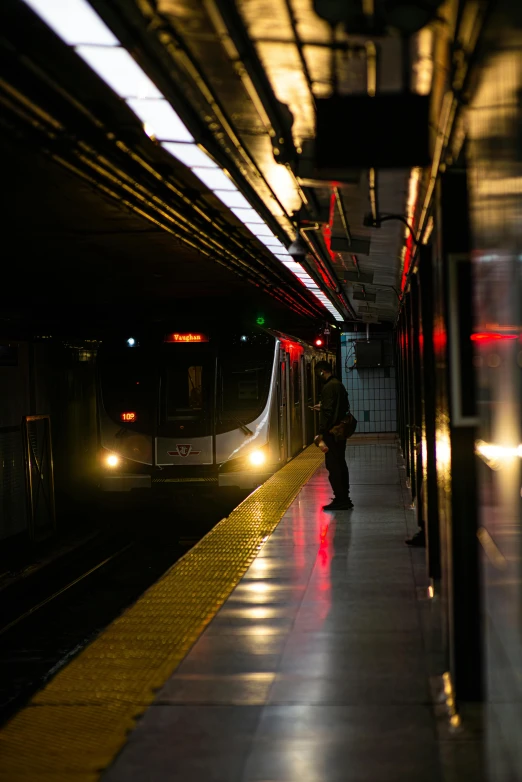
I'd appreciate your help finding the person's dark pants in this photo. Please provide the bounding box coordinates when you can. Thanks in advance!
[323,433,349,501]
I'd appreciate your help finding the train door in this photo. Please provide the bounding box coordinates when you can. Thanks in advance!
[311,357,319,437]
[304,358,314,445]
[285,352,292,458]
[300,356,307,448]
[290,358,302,456]
[277,350,288,463]
[156,346,214,465]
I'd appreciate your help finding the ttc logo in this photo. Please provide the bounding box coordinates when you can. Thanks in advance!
[167,444,201,458]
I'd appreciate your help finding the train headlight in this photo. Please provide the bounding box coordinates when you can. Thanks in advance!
[106,454,120,468]
[249,450,266,467]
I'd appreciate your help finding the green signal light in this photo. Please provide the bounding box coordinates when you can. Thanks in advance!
[256,316,265,326]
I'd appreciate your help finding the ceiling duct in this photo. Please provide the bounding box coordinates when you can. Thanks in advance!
[331,236,371,255]
[353,291,376,302]
[316,94,430,169]
[313,0,445,36]
[295,140,362,187]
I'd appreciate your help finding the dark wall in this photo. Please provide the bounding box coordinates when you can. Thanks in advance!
[0,339,99,544]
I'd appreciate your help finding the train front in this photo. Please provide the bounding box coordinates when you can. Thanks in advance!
[97,330,280,491]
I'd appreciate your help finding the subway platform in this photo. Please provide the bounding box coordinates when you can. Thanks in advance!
[0,441,483,782]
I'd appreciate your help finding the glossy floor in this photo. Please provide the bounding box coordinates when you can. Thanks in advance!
[101,445,459,782]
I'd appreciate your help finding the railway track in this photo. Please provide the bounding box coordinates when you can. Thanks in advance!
[0,487,247,725]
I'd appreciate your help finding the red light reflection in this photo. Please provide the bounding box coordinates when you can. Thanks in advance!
[471,332,517,343]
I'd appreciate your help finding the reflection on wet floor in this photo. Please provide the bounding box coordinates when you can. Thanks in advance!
[102,444,482,782]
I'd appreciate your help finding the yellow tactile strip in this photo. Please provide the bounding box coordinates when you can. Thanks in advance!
[0,445,324,782]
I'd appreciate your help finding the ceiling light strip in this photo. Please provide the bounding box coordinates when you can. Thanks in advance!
[23,0,343,322]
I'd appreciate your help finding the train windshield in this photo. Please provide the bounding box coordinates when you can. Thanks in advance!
[98,348,155,434]
[217,347,273,433]
[159,345,212,437]
[165,364,203,419]
[98,336,274,438]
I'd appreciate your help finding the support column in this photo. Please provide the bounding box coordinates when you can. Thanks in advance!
[418,245,442,581]
[440,167,482,702]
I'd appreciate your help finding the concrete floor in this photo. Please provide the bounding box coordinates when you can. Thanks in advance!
[102,443,484,782]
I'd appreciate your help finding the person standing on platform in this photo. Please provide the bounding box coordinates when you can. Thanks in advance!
[312,360,353,511]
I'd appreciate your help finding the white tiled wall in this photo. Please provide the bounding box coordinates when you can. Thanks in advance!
[341,332,397,433]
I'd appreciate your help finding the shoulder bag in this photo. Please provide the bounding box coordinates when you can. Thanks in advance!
[330,412,357,441]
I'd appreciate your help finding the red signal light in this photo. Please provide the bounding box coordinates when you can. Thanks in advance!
[315,338,324,347]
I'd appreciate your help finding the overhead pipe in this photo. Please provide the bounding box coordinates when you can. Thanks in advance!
[201,0,350,319]
[394,0,491,325]
[59,151,318,319]
[97,0,341,320]
[93,0,296,241]
[206,0,298,164]
[200,0,326,240]
[333,186,366,313]
[301,230,358,321]
[333,186,352,245]
[0,46,326,319]
[0,71,323,322]
[112,0,347,320]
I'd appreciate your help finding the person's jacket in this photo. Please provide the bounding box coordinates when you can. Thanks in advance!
[319,376,350,435]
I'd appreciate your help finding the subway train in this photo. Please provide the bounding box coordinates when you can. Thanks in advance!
[96,328,335,491]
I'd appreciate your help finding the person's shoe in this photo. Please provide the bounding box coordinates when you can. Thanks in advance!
[405,530,426,547]
[323,499,354,511]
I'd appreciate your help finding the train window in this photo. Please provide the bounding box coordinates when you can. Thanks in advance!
[306,361,312,401]
[218,350,272,432]
[165,365,204,420]
[292,361,300,405]
[98,348,154,431]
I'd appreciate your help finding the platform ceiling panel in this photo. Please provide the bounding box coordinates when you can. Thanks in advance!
[1,0,441,328]
[156,0,426,324]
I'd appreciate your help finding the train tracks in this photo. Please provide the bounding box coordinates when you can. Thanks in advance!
[0,487,248,725]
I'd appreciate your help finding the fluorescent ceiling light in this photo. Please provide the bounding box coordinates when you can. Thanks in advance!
[260,238,282,247]
[246,224,274,237]
[76,46,161,99]
[192,167,236,190]
[212,190,251,209]
[231,207,264,224]
[162,142,217,169]
[257,237,286,251]
[24,2,344,323]
[127,98,193,142]
[24,0,118,45]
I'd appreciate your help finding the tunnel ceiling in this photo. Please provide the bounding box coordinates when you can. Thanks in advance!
[0,134,307,333]
[0,0,439,329]
[152,0,414,323]
[135,0,432,324]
